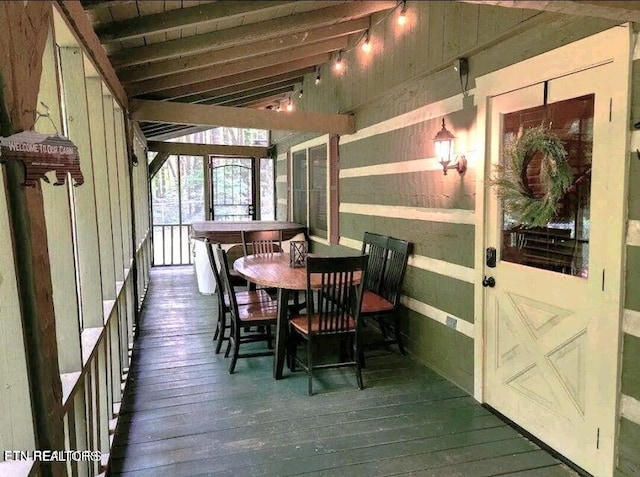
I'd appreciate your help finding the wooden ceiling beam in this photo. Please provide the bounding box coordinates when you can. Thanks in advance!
[55,1,128,108]
[131,99,356,135]
[118,18,369,84]
[109,1,396,68]
[147,128,208,141]
[149,55,327,101]
[233,91,294,109]
[214,84,297,107]
[457,0,640,22]
[127,37,347,96]
[97,1,295,44]
[148,141,269,158]
[179,73,307,104]
[81,0,135,10]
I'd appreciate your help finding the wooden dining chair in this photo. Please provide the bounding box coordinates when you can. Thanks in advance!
[361,237,411,354]
[214,246,278,374]
[241,229,282,256]
[289,255,368,395]
[205,241,274,355]
[361,232,390,296]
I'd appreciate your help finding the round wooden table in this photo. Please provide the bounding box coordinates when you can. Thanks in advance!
[234,253,306,379]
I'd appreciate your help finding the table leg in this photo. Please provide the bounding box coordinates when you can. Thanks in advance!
[274,287,289,379]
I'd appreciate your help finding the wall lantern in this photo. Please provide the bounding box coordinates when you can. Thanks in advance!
[433,118,467,175]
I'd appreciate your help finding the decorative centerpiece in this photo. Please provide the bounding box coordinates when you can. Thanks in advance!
[289,240,308,268]
[490,125,572,227]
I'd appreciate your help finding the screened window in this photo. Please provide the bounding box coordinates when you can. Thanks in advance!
[290,138,334,241]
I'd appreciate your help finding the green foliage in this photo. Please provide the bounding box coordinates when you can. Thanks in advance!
[490,125,572,227]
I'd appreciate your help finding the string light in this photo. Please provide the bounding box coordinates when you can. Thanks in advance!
[334,50,344,72]
[298,89,304,99]
[397,0,407,26]
[361,30,372,53]
[314,66,321,85]
[286,98,293,112]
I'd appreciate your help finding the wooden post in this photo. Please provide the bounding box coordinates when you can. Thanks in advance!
[0,3,66,475]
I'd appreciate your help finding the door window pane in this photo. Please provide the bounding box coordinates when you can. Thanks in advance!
[501,94,594,277]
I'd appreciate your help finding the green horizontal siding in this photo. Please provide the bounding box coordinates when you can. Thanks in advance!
[625,246,640,312]
[622,333,640,402]
[341,170,475,211]
[616,418,640,477]
[627,150,640,221]
[404,267,474,324]
[340,212,475,268]
[404,307,474,393]
[340,108,477,169]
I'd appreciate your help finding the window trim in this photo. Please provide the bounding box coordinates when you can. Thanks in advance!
[289,134,337,245]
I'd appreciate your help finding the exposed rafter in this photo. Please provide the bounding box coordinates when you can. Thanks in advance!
[217,86,296,108]
[457,0,640,22]
[117,18,369,84]
[108,2,396,68]
[127,37,347,96]
[148,141,269,158]
[130,100,356,135]
[149,56,328,101]
[176,72,310,105]
[81,0,135,10]
[96,1,296,44]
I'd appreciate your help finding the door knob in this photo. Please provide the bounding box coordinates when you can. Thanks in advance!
[482,276,496,288]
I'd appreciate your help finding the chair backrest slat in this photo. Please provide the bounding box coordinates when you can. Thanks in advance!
[205,240,228,309]
[214,246,239,315]
[379,237,411,306]
[306,255,368,334]
[242,229,282,256]
[361,232,389,294]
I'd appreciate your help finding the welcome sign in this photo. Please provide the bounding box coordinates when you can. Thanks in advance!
[0,131,83,187]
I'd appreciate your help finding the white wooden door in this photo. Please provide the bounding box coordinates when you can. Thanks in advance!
[484,64,621,476]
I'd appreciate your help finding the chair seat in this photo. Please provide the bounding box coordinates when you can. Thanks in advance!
[237,301,278,323]
[361,290,394,314]
[290,314,356,334]
[232,289,272,307]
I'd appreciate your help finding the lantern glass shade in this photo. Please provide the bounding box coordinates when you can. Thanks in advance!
[433,119,455,166]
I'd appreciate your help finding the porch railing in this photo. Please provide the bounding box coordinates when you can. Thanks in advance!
[152,224,193,266]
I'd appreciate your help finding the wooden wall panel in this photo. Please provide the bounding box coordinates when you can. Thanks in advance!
[39,29,82,375]
[59,46,104,329]
[103,95,125,282]
[87,78,117,300]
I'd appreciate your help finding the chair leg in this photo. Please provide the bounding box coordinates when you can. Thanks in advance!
[307,336,313,396]
[215,311,227,354]
[213,303,223,341]
[229,329,240,374]
[355,334,364,390]
[393,314,405,355]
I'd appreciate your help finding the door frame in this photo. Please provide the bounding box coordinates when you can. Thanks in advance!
[473,24,631,471]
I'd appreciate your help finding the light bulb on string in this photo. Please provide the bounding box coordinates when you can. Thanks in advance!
[286,98,293,112]
[334,51,344,72]
[397,0,407,26]
[361,30,372,53]
[314,66,321,85]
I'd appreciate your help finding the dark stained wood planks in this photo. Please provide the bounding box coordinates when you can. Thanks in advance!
[109,266,578,477]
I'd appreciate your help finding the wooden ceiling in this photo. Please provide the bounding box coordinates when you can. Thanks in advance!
[78,0,640,140]
[80,0,397,139]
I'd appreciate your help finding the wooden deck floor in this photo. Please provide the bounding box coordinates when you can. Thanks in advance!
[109,266,578,477]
